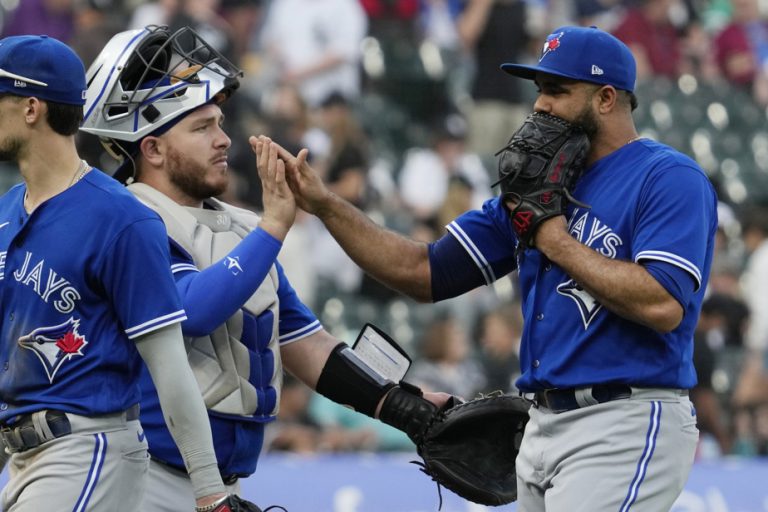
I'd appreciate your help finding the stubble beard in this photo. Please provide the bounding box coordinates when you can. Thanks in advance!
[0,136,23,162]
[573,103,600,141]
[167,146,228,202]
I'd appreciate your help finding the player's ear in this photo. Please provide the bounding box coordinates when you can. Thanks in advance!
[23,97,45,125]
[596,85,618,114]
[139,136,164,166]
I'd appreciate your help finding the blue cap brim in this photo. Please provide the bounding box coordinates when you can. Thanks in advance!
[500,63,582,82]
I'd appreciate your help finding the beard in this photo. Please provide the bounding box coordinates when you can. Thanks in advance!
[0,136,22,161]
[166,146,228,201]
[572,103,600,141]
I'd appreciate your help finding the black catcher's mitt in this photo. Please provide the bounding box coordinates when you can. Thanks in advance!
[494,112,590,248]
[380,387,530,507]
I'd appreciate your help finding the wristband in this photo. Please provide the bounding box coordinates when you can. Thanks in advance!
[195,495,229,512]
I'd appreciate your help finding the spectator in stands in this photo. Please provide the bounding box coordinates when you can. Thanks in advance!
[317,92,372,209]
[732,207,768,455]
[307,393,413,451]
[360,0,419,41]
[1,0,76,42]
[409,313,486,398]
[473,302,522,395]
[739,207,768,356]
[167,0,235,62]
[398,113,490,227]
[708,200,745,298]
[692,295,743,456]
[266,374,323,454]
[456,0,532,169]
[220,0,264,66]
[129,0,180,29]
[713,0,768,105]
[612,0,684,80]
[259,0,368,107]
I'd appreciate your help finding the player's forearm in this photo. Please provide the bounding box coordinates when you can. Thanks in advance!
[135,324,225,499]
[537,222,682,332]
[456,0,495,49]
[281,330,339,389]
[315,192,433,302]
[177,227,281,336]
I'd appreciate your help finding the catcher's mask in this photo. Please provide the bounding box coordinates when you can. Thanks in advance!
[80,25,243,183]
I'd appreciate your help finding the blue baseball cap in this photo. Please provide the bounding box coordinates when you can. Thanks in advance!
[501,26,636,93]
[0,35,86,105]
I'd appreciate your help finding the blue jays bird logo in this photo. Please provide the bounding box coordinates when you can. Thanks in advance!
[541,32,564,60]
[18,318,88,383]
[225,256,243,275]
[557,279,603,329]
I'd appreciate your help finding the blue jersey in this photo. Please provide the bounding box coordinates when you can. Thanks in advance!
[441,139,717,392]
[0,170,186,423]
[139,250,321,476]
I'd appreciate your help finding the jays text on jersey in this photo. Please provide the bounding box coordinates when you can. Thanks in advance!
[0,169,186,423]
[441,138,718,392]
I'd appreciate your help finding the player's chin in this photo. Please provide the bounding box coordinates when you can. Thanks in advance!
[204,171,229,196]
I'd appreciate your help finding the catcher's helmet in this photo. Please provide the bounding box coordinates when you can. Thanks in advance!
[81,25,242,181]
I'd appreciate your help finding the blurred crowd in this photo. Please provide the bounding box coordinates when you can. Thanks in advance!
[2,0,768,460]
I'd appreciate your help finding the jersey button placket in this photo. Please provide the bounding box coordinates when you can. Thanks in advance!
[536,313,544,321]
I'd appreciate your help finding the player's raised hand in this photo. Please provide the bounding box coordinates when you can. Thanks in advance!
[265,139,331,216]
[250,135,296,241]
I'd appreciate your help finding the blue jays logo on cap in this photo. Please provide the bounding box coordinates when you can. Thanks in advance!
[19,318,89,383]
[501,26,637,93]
[542,32,564,59]
[0,35,86,106]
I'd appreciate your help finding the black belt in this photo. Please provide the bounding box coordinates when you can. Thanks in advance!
[150,455,244,486]
[533,384,633,413]
[0,404,140,454]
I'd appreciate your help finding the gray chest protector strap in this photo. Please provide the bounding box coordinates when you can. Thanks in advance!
[128,183,282,418]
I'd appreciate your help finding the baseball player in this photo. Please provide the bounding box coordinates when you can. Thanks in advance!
[0,35,237,511]
[80,25,451,511]
[269,26,718,511]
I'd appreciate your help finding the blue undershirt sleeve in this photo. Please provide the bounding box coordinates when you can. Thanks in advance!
[642,259,696,311]
[174,227,282,337]
[429,233,489,302]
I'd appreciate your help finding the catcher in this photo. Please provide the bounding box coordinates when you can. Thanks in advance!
[263,25,717,512]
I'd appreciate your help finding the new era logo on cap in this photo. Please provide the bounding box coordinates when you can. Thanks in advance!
[0,35,85,105]
[500,26,637,93]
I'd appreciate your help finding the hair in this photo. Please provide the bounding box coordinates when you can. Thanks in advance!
[0,93,83,135]
[622,90,638,112]
[46,101,83,136]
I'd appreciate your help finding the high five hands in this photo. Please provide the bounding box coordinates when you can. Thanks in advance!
[249,135,304,241]
[249,135,331,218]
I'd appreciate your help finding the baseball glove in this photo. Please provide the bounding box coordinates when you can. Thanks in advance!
[379,386,530,507]
[414,393,530,507]
[494,112,590,249]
